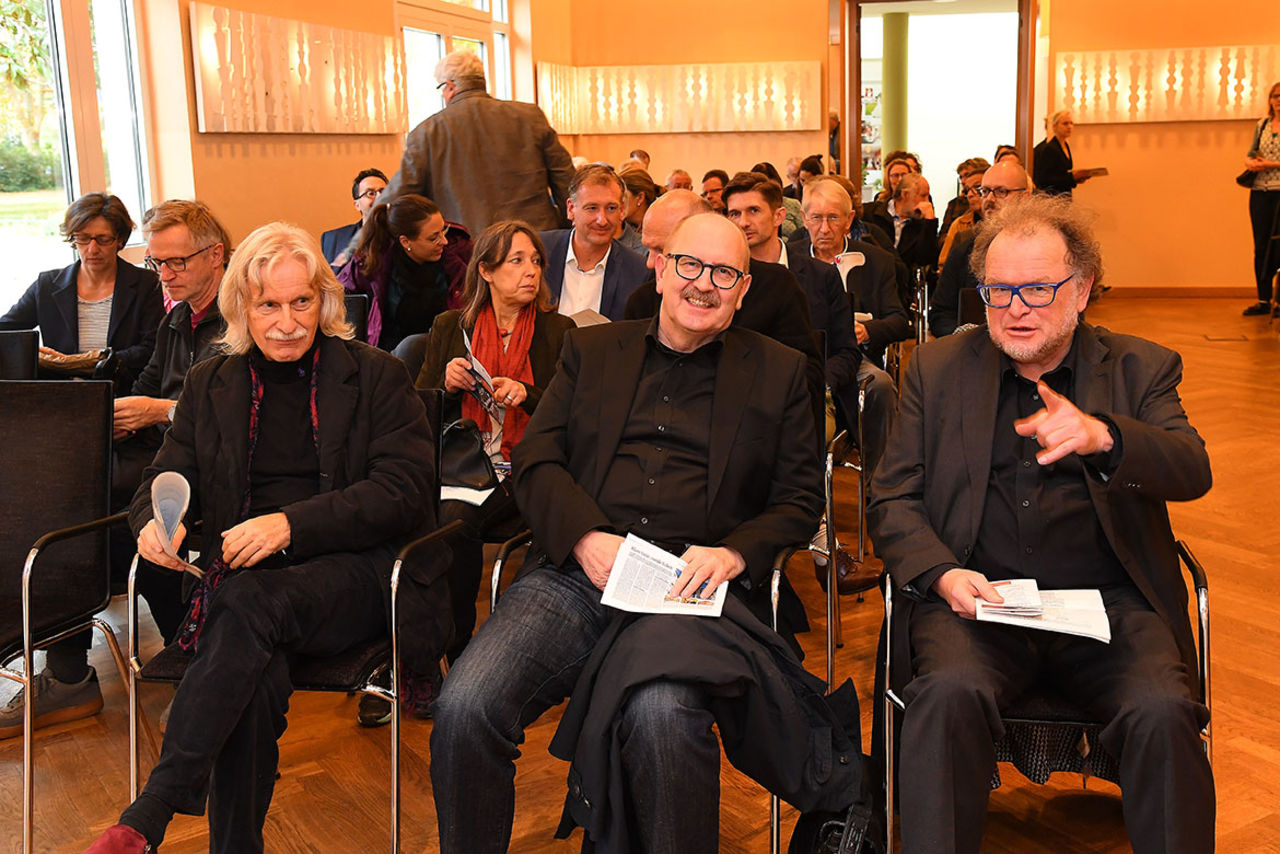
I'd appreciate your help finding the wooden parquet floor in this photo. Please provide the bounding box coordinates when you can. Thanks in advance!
[2,297,1278,853]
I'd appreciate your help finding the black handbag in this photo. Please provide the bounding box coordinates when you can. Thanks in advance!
[440,418,498,489]
[1237,119,1267,188]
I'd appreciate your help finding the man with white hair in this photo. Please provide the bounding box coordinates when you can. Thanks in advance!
[83,223,438,854]
[381,50,575,236]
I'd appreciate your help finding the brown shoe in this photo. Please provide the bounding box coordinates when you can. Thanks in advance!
[814,547,879,596]
[84,824,152,853]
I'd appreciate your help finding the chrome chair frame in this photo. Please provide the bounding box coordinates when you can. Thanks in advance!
[880,539,1212,854]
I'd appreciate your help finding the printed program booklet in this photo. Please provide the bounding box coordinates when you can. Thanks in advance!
[976,579,1110,643]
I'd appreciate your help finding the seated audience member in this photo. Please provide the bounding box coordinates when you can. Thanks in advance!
[872,156,914,204]
[867,194,1214,854]
[82,222,438,854]
[666,168,693,192]
[540,164,648,321]
[797,155,825,189]
[701,168,730,213]
[338,194,472,351]
[791,175,898,283]
[993,144,1022,165]
[321,167,386,268]
[751,160,805,238]
[430,213,863,854]
[628,148,651,170]
[882,148,922,175]
[0,192,163,391]
[617,157,646,174]
[782,156,803,199]
[626,190,825,435]
[930,160,1031,337]
[618,168,658,253]
[938,158,990,249]
[405,221,574,705]
[863,172,939,270]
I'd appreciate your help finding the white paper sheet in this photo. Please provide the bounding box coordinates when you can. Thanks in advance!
[600,534,726,617]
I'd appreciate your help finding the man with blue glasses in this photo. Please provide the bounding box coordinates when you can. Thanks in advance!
[868,193,1215,854]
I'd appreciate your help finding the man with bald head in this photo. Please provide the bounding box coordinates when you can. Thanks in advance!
[430,213,857,854]
[931,159,1032,337]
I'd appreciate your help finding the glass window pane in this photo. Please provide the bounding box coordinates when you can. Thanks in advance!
[450,37,488,93]
[0,0,73,310]
[493,32,510,100]
[404,27,447,127]
[492,0,508,24]
[440,0,488,11]
[88,0,149,238]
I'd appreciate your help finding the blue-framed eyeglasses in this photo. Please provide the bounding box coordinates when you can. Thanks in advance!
[977,274,1075,308]
[664,253,746,290]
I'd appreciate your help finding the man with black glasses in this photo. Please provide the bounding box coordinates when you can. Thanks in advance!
[431,213,863,854]
[321,167,386,268]
[868,193,1214,854]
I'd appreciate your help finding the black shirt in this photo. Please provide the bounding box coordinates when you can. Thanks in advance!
[383,252,448,352]
[969,338,1129,590]
[248,340,321,519]
[593,320,721,551]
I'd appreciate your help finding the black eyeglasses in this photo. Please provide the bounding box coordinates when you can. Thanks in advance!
[978,275,1074,308]
[436,80,448,90]
[976,186,1026,199]
[664,253,745,290]
[144,244,214,274]
[68,233,119,247]
[356,188,382,201]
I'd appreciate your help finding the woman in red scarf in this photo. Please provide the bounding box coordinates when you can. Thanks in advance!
[350,221,573,726]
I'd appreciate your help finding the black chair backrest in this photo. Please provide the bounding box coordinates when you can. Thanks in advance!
[418,388,444,519]
[345,293,370,343]
[0,380,113,660]
[958,287,986,327]
[0,330,39,379]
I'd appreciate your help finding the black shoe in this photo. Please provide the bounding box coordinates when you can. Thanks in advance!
[1243,301,1270,316]
[789,798,883,853]
[356,666,440,727]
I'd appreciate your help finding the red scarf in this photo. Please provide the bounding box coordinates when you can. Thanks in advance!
[462,303,536,459]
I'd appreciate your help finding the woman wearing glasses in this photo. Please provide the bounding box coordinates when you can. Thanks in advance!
[338,193,472,351]
[1241,81,1280,317]
[0,192,163,387]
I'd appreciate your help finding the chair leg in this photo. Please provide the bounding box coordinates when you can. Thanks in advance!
[770,793,781,854]
[884,692,896,854]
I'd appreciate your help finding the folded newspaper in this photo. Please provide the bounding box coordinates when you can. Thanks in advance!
[601,534,727,617]
[976,580,1110,643]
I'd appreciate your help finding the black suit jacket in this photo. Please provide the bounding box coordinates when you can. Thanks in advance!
[1033,136,1076,196]
[623,257,824,436]
[511,322,823,618]
[415,308,576,422]
[931,230,980,338]
[867,324,1211,684]
[539,229,649,321]
[321,222,360,266]
[862,201,939,271]
[0,257,164,384]
[782,248,861,391]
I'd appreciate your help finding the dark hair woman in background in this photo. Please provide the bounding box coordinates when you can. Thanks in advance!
[0,192,163,387]
[1242,81,1280,317]
[338,193,472,350]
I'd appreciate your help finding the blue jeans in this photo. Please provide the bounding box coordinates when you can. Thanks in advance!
[430,566,721,854]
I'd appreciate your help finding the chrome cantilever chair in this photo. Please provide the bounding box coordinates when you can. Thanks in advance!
[0,380,128,854]
[880,540,1212,854]
[125,388,445,854]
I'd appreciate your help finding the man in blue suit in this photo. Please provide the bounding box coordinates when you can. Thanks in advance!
[540,164,649,322]
[320,167,386,269]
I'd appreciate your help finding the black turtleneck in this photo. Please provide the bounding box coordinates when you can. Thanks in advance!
[248,337,321,518]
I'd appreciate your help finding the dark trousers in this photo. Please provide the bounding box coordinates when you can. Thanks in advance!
[430,567,722,854]
[898,586,1214,854]
[138,552,386,854]
[1249,188,1280,301]
[832,359,897,481]
[439,487,522,664]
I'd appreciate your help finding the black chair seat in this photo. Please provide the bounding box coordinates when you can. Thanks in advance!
[138,636,391,694]
[992,688,1118,786]
[0,594,111,665]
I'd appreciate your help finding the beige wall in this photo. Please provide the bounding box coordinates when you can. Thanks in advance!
[138,0,403,246]
[1046,0,1280,292]
[536,0,829,184]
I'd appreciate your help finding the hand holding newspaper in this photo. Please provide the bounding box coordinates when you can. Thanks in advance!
[601,534,727,617]
[975,578,1110,643]
[150,472,204,579]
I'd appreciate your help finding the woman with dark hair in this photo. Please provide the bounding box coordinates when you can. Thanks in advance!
[338,193,472,350]
[0,192,163,388]
[1242,81,1280,316]
[348,221,577,725]
[619,168,658,251]
[752,160,804,237]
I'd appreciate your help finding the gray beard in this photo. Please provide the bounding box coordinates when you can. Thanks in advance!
[988,310,1079,366]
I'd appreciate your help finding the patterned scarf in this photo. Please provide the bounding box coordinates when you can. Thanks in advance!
[175,346,322,652]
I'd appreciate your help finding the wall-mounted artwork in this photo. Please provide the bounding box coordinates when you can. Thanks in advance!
[537,61,822,135]
[1055,44,1280,124]
[189,2,407,134]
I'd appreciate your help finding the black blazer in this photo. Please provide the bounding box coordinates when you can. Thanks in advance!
[511,321,823,616]
[539,229,649,321]
[623,257,824,435]
[321,222,361,266]
[867,324,1211,686]
[862,201,939,271]
[783,249,861,391]
[1033,136,1076,196]
[414,308,576,423]
[0,257,164,384]
[931,230,981,338]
